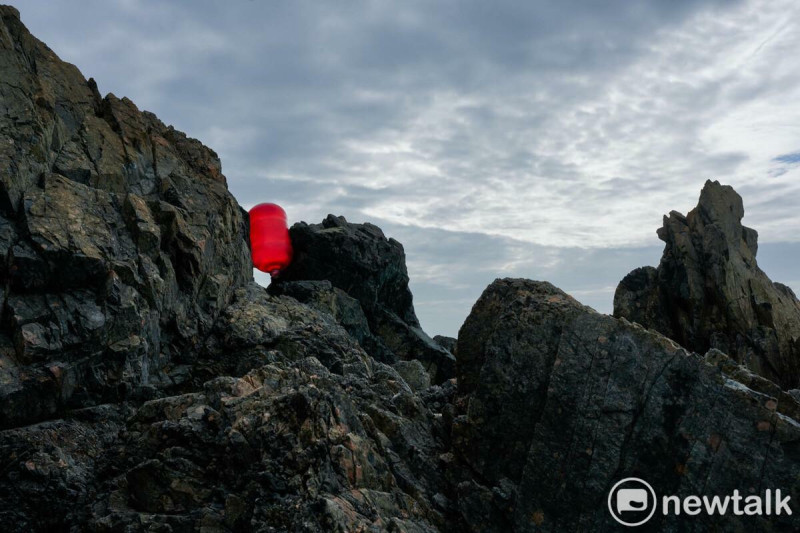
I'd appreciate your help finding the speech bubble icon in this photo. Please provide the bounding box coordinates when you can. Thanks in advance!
[617,488,648,512]
[608,478,657,527]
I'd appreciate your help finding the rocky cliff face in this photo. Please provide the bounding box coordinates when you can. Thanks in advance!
[0,7,454,531]
[614,180,800,389]
[1,7,799,533]
[0,4,252,429]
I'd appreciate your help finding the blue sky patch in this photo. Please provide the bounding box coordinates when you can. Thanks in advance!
[774,152,800,164]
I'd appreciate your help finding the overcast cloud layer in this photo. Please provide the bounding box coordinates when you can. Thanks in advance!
[18,0,800,336]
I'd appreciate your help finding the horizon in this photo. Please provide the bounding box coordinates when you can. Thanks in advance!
[16,0,800,337]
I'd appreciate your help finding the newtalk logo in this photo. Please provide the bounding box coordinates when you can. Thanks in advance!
[608,478,792,527]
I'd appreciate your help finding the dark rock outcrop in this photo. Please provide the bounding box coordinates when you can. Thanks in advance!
[276,214,455,383]
[2,7,800,533]
[614,180,800,389]
[433,335,456,354]
[0,5,251,429]
[453,278,800,532]
[0,8,456,532]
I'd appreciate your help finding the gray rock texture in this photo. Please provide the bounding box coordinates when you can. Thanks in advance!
[614,180,800,389]
[2,7,800,533]
[0,8,455,531]
[0,4,251,429]
[433,335,456,354]
[454,278,800,532]
[276,214,455,384]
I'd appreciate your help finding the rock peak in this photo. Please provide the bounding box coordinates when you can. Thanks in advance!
[0,5,20,19]
[657,179,756,253]
[616,181,800,388]
[697,179,745,224]
[275,215,455,383]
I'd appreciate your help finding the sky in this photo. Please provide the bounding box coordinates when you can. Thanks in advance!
[16,0,800,337]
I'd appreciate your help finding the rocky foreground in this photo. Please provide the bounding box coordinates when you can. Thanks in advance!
[1,6,800,532]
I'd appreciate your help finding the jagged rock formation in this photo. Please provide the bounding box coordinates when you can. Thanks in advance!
[453,279,800,532]
[276,214,455,384]
[0,8,454,531]
[1,7,799,532]
[614,180,800,389]
[0,4,251,429]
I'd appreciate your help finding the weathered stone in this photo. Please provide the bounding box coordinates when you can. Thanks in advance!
[393,359,432,392]
[277,214,455,383]
[3,7,800,533]
[268,279,372,346]
[454,278,800,532]
[281,214,416,323]
[0,9,463,530]
[614,180,800,389]
[0,5,251,428]
[433,335,457,354]
[200,282,374,381]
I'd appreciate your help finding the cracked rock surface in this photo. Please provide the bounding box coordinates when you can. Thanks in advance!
[454,279,800,532]
[276,215,455,384]
[0,7,454,531]
[614,180,800,389]
[1,6,799,532]
[0,4,251,429]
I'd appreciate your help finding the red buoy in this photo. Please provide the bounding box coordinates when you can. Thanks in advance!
[249,203,292,277]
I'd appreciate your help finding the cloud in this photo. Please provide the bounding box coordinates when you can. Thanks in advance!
[17,0,800,335]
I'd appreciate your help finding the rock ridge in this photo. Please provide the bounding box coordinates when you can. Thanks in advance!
[614,180,800,389]
[1,8,799,532]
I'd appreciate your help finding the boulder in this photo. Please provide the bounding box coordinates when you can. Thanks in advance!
[433,335,457,354]
[277,214,455,383]
[454,278,800,532]
[393,359,432,392]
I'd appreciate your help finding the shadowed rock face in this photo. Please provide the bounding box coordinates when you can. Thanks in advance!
[614,180,800,389]
[0,8,458,531]
[454,278,800,532]
[0,5,252,429]
[276,214,456,383]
